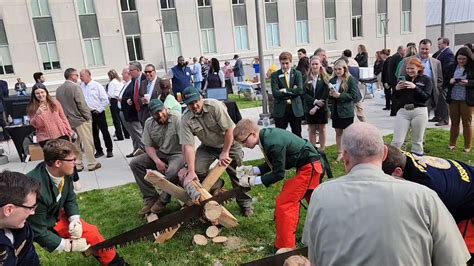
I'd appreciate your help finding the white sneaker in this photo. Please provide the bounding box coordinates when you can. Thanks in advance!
[73,181,82,192]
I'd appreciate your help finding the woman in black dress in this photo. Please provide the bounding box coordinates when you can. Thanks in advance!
[303,56,330,150]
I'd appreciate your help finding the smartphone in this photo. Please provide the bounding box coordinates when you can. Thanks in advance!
[455,78,462,83]
[329,83,336,92]
[398,76,406,82]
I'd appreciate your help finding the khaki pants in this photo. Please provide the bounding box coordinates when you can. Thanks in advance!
[391,107,428,155]
[74,120,98,169]
[449,100,473,150]
[354,101,366,122]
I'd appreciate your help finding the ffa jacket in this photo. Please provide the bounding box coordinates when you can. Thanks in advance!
[0,224,39,266]
[328,76,359,119]
[303,77,330,114]
[402,152,474,222]
[26,162,80,251]
[270,68,304,118]
[257,128,320,186]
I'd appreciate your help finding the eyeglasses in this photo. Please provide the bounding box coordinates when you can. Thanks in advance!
[144,70,154,74]
[239,133,252,144]
[59,157,77,163]
[15,203,38,212]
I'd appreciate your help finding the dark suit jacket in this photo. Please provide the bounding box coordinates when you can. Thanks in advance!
[355,52,368,67]
[328,76,359,119]
[138,77,162,123]
[303,77,329,114]
[121,73,146,122]
[0,80,8,112]
[433,48,455,87]
[386,52,403,87]
[271,68,304,118]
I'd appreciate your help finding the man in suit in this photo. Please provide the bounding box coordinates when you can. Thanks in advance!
[121,61,146,158]
[383,45,406,115]
[271,51,304,137]
[400,39,443,119]
[432,37,455,126]
[0,79,8,139]
[296,48,310,80]
[233,54,245,82]
[138,64,161,125]
[56,68,100,172]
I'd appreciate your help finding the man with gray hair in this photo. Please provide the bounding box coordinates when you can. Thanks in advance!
[303,122,470,265]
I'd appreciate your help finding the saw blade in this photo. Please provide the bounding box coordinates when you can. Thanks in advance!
[85,187,244,256]
[241,247,308,266]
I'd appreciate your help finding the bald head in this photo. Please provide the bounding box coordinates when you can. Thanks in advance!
[341,123,386,171]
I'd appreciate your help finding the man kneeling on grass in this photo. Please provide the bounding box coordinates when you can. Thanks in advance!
[233,118,326,252]
[27,139,126,265]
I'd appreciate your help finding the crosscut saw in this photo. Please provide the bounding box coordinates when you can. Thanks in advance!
[241,247,308,266]
[84,187,245,256]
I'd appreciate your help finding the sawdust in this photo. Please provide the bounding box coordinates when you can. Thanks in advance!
[224,236,246,250]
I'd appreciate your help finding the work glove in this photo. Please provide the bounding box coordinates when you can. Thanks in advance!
[309,106,319,115]
[184,182,201,203]
[63,238,90,252]
[68,219,83,239]
[236,166,254,179]
[238,175,257,187]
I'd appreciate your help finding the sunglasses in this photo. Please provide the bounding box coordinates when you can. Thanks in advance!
[144,70,154,74]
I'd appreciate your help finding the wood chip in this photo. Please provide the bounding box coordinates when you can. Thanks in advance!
[193,234,208,246]
[212,236,228,244]
[206,225,220,238]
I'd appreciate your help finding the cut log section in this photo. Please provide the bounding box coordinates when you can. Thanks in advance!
[212,236,228,244]
[205,225,220,238]
[204,201,223,222]
[201,160,232,191]
[193,234,208,246]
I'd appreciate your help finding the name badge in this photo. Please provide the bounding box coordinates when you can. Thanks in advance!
[278,74,284,78]
[186,72,190,76]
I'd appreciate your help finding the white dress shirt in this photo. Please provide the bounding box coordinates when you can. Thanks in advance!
[80,80,109,113]
[107,78,124,99]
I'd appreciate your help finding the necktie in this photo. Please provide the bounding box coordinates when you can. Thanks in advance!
[284,72,290,88]
[133,79,141,112]
[147,81,152,95]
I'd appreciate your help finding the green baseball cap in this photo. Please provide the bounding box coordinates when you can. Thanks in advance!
[182,86,201,105]
[149,99,165,114]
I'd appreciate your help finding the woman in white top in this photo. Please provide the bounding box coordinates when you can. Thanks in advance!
[107,69,129,140]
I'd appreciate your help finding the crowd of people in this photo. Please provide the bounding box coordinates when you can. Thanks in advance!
[0,36,473,265]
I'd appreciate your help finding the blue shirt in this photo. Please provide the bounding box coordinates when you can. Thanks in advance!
[418,56,433,79]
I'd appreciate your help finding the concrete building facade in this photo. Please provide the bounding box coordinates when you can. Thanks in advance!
[0,0,426,90]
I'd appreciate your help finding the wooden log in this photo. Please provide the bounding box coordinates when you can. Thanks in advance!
[144,170,191,204]
[201,160,232,191]
[154,225,181,244]
[205,225,220,238]
[212,236,228,244]
[203,201,223,222]
[193,234,208,246]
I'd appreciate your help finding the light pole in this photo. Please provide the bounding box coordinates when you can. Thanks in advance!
[255,0,271,125]
[156,18,168,72]
[382,16,389,49]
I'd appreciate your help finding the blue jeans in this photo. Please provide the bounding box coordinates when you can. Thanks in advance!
[236,76,244,82]
[194,81,202,92]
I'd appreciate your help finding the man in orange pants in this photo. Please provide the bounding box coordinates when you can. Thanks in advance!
[234,119,329,252]
[27,139,126,265]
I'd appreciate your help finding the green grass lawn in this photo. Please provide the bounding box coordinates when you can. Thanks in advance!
[35,129,473,265]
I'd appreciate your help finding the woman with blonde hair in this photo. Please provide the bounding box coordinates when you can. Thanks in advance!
[107,69,129,141]
[328,59,359,161]
[304,56,330,150]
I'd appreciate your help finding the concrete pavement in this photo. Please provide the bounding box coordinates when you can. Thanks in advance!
[0,96,448,193]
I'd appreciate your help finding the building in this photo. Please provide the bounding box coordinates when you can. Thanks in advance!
[0,0,426,91]
[426,0,474,52]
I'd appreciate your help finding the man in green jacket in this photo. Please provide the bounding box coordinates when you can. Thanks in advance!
[233,119,325,252]
[271,51,304,137]
[27,139,126,265]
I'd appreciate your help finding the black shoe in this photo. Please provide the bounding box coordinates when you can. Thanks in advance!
[428,117,440,122]
[240,207,255,217]
[435,120,448,126]
[94,152,104,158]
[125,136,130,139]
[383,107,390,110]
[106,151,114,158]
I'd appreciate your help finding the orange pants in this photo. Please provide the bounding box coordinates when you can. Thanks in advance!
[274,161,323,249]
[459,218,474,254]
[54,211,116,265]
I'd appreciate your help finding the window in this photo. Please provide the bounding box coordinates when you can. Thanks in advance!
[377,0,388,36]
[121,0,143,60]
[265,0,279,48]
[401,0,411,33]
[77,0,104,66]
[0,20,14,75]
[30,0,60,70]
[351,0,362,37]
[161,0,181,58]
[198,0,216,54]
[126,35,143,61]
[120,0,136,11]
[295,0,308,44]
[324,0,336,41]
[233,0,248,50]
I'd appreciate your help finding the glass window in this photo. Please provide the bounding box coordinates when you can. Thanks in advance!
[33,17,56,42]
[232,0,245,4]
[402,11,411,33]
[296,20,308,44]
[266,23,279,48]
[402,0,411,11]
[0,46,14,75]
[126,35,143,61]
[160,0,175,9]
[233,4,247,26]
[122,12,141,35]
[197,0,211,7]
[352,16,362,37]
[162,9,179,32]
[325,18,336,41]
[164,31,181,59]
[296,0,308,21]
[0,20,8,45]
[201,29,216,54]
[31,0,51,17]
[79,15,100,39]
[235,25,249,50]
[352,0,362,16]
[84,38,104,66]
[265,2,278,23]
[78,0,96,15]
[39,42,60,70]
[377,13,388,35]
[324,0,336,18]
[198,7,214,29]
[120,0,136,11]
[378,0,387,13]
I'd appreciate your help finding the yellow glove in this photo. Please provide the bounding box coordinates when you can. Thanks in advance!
[63,238,90,252]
